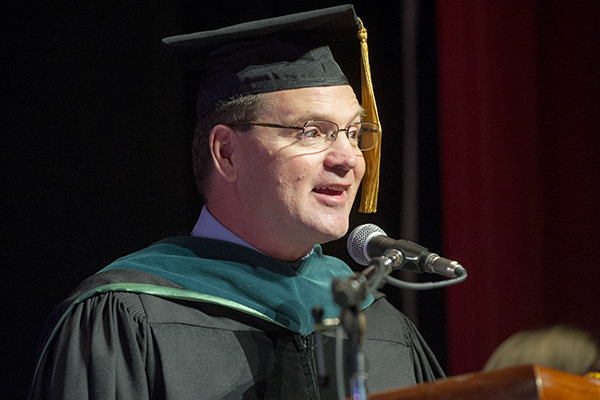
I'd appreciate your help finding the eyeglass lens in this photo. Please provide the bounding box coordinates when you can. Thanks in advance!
[302,121,378,151]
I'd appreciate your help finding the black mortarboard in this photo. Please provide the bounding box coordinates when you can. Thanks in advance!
[162,4,381,213]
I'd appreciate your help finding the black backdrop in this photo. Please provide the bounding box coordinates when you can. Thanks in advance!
[1,1,443,398]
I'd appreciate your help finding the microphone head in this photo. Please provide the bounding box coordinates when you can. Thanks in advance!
[347,224,386,266]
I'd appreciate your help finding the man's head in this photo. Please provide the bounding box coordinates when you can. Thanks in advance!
[206,85,366,261]
[164,5,381,260]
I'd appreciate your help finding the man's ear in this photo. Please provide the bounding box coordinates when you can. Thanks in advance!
[209,124,239,182]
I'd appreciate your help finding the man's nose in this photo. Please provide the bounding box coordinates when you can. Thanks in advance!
[325,130,361,171]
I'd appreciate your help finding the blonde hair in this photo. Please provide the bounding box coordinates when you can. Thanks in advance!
[483,325,600,375]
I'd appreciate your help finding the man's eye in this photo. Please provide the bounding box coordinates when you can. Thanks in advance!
[303,128,323,139]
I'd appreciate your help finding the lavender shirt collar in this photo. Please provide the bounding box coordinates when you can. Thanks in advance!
[190,206,263,253]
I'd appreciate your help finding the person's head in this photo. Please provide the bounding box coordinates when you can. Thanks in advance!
[207,85,367,260]
[164,5,381,260]
[483,325,600,375]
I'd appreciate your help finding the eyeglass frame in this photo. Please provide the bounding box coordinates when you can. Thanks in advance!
[227,120,380,152]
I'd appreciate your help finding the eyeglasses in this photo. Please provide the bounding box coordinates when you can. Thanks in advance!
[229,120,380,153]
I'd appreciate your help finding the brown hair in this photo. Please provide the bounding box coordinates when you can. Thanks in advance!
[483,325,600,375]
[192,93,271,201]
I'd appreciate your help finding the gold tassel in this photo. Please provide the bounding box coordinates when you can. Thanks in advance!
[357,18,381,213]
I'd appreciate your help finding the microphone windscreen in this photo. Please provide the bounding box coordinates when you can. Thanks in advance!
[347,224,386,265]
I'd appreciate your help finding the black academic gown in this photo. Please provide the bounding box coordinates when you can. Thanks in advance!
[29,237,445,400]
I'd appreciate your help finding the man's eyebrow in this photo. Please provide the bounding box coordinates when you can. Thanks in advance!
[357,107,367,120]
[294,107,366,124]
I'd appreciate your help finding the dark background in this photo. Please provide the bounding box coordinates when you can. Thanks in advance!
[437,0,600,375]
[2,1,444,398]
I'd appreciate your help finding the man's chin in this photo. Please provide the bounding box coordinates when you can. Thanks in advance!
[312,222,349,244]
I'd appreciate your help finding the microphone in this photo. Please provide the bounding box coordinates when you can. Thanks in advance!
[347,224,466,278]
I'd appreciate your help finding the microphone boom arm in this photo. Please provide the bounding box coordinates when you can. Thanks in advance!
[347,224,468,290]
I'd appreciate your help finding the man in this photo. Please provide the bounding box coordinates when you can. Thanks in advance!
[29,5,444,399]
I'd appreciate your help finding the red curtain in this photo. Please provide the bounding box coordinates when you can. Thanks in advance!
[437,0,600,375]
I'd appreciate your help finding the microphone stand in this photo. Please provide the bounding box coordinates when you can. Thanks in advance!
[331,256,395,400]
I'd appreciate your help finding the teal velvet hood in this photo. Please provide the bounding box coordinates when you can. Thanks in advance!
[99,236,373,336]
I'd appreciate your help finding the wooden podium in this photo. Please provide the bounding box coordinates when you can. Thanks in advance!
[368,365,600,400]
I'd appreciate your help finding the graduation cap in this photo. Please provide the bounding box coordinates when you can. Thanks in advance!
[162,4,381,213]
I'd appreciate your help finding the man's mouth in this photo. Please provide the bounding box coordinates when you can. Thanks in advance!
[312,185,346,196]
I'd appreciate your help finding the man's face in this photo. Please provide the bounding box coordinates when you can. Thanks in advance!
[234,85,366,257]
